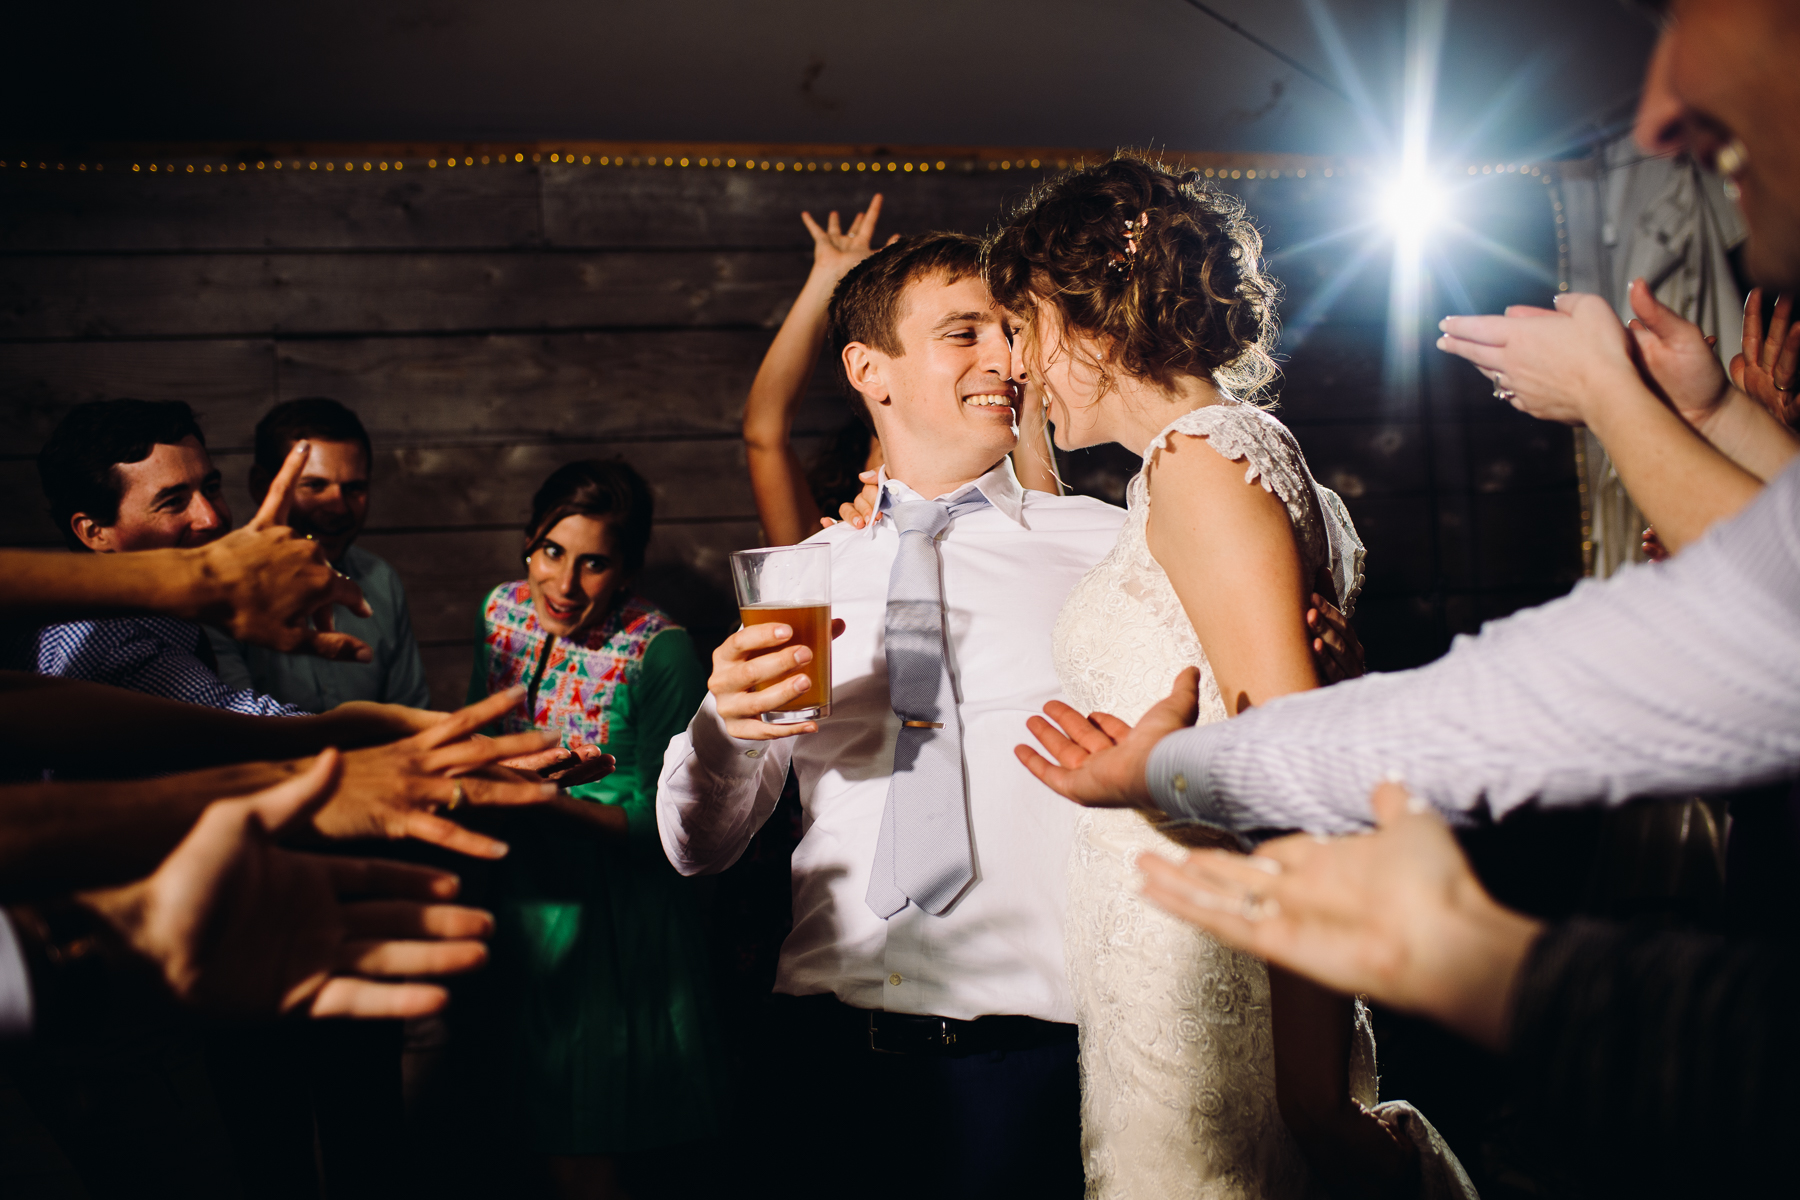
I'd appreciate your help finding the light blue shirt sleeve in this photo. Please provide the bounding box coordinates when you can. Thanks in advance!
[1148,459,1800,836]
[0,913,34,1039]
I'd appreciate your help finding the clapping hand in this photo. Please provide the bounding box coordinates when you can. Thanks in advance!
[190,440,373,662]
[1016,667,1201,809]
[82,750,494,1019]
[1621,277,1733,425]
[800,193,898,284]
[1732,288,1800,424]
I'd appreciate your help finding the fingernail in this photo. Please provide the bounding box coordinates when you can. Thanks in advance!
[1435,336,1448,349]
[538,784,559,798]
[1437,318,1448,331]
[773,625,791,640]
[792,675,810,691]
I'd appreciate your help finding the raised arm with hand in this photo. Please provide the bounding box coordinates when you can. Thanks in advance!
[0,439,372,661]
[1436,290,1791,554]
[745,197,893,547]
[73,750,494,1019]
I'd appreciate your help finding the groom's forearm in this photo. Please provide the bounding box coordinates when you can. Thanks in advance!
[655,694,790,875]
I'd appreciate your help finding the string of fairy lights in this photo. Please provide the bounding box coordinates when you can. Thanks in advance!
[0,149,1563,185]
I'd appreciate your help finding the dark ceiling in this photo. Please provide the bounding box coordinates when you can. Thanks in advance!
[8,0,1656,159]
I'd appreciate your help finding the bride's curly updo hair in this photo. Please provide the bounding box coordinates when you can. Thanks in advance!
[985,152,1280,403]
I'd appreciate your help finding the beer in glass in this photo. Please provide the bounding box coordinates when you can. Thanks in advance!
[730,542,831,723]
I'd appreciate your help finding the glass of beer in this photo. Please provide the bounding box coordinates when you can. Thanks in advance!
[730,542,831,723]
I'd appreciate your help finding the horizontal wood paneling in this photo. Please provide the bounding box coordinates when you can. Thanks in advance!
[0,250,814,341]
[0,169,545,253]
[272,331,844,443]
[0,339,275,450]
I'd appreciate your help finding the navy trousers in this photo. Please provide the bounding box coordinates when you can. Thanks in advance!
[757,994,1083,1200]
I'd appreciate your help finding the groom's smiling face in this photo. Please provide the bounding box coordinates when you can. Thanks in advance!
[848,272,1022,480]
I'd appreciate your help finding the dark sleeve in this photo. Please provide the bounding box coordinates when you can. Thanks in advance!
[1505,917,1800,1196]
[619,628,709,853]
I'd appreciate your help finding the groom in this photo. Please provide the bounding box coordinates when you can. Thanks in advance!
[658,233,1126,1197]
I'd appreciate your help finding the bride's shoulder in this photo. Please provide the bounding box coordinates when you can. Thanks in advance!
[1152,401,1299,458]
[1147,402,1311,507]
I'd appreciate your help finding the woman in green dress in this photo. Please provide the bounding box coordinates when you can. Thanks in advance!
[467,459,724,1199]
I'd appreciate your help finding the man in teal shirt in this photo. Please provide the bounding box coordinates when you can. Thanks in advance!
[211,398,430,711]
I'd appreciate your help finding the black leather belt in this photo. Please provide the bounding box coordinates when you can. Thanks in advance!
[866,1009,1077,1058]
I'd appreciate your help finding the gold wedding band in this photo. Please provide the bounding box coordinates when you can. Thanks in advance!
[902,720,945,729]
[448,781,467,811]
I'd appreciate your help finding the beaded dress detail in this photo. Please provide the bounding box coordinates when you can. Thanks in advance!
[1054,402,1371,1199]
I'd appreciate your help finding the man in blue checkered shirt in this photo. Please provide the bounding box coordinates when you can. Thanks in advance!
[33,399,309,716]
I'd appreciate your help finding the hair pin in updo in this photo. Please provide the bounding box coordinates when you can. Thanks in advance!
[1110,212,1150,275]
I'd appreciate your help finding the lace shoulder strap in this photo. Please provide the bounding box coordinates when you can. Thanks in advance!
[1146,403,1313,516]
[1146,403,1367,615]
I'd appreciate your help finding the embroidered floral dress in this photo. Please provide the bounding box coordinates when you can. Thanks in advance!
[467,582,724,1154]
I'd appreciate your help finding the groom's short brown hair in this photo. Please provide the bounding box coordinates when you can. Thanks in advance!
[827,232,983,416]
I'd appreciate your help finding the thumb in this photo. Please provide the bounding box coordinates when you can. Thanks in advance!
[1627,277,1682,337]
[1159,666,1201,728]
[248,748,343,836]
[1730,352,1748,390]
[1369,779,1416,826]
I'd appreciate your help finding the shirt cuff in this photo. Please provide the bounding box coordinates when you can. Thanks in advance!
[0,912,34,1039]
[687,692,781,779]
[1146,724,1233,828]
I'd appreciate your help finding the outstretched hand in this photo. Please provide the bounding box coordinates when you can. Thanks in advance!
[190,440,374,663]
[1016,667,1201,808]
[1136,782,1543,1051]
[81,750,494,1019]
[312,686,562,859]
[502,739,616,788]
[800,194,898,284]
[1733,287,1800,425]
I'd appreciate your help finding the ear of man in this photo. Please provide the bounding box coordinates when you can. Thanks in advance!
[70,514,112,553]
[841,342,892,409]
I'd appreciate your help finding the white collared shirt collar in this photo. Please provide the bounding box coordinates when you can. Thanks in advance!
[867,457,1027,537]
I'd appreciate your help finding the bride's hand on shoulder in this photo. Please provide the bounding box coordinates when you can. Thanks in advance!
[1016,667,1201,807]
[819,470,881,531]
[1307,594,1365,684]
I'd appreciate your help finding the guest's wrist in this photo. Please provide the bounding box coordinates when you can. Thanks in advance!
[1414,885,1542,1052]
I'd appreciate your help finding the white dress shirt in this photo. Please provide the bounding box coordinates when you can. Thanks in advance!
[658,461,1125,1023]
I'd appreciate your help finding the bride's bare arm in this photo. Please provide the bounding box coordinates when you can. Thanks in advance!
[1145,432,1415,1193]
[1143,433,1316,712]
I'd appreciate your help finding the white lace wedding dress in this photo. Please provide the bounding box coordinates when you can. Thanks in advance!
[1054,401,1373,1200]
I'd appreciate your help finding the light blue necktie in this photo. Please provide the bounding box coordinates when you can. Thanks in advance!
[866,491,991,918]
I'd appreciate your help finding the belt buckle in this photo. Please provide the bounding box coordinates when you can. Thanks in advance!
[868,1012,959,1055]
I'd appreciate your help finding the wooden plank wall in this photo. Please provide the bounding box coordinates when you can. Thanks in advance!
[0,154,1579,706]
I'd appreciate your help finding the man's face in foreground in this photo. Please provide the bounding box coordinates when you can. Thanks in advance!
[1636,0,1800,288]
[853,272,1022,483]
[75,436,230,552]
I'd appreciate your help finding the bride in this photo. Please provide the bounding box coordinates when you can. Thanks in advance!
[989,154,1419,1199]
